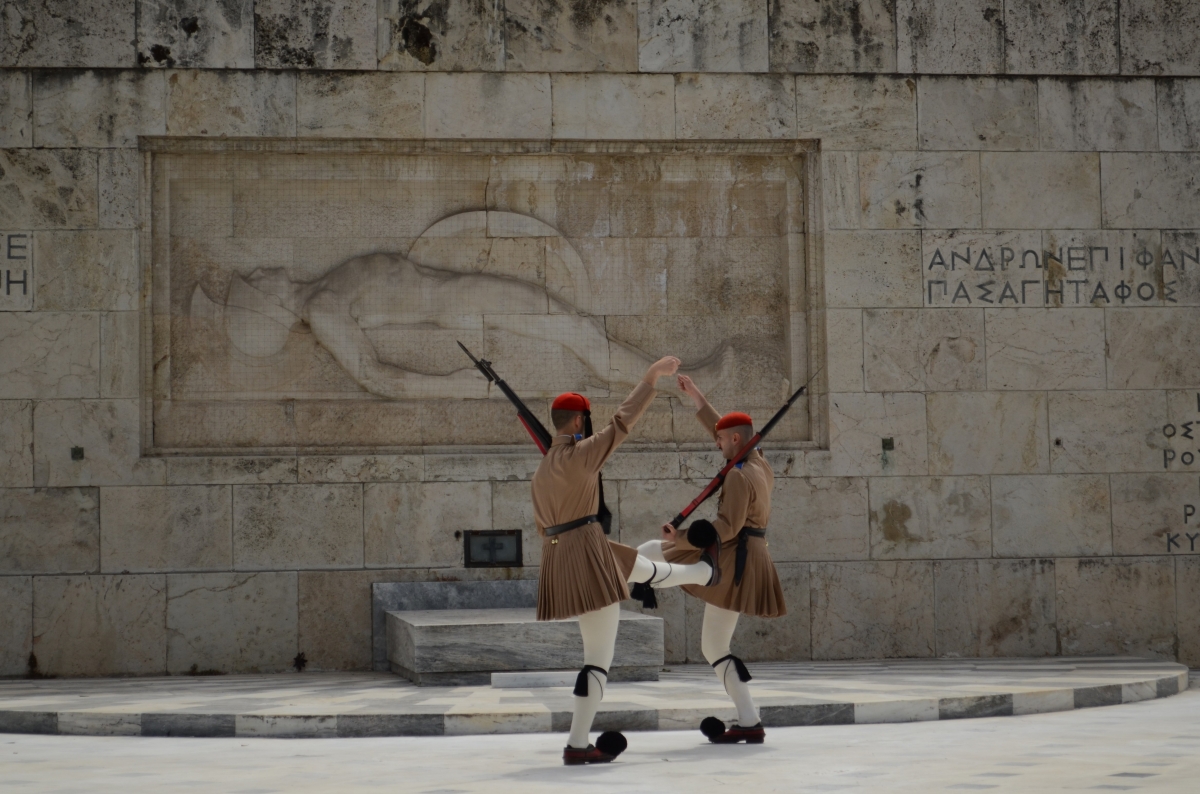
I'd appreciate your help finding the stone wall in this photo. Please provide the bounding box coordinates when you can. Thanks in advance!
[3,1,1200,676]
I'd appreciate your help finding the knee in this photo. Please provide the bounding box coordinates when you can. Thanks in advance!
[701,634,731,666]
[637,540,666,562]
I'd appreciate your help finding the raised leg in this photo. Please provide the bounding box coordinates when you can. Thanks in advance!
[627,553,712,588]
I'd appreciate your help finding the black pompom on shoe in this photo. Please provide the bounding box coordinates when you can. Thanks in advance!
[687,519,718,549]
[595,731,628,758]
[700,716,726,740]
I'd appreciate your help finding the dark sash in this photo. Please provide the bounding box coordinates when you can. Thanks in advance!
[734,528,767,586]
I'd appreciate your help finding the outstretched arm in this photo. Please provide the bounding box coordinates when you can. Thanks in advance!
[678,375,721,440]
[307,291,487,400]
[577,356,680,471]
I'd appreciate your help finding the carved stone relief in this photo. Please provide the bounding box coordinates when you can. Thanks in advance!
[145,141,811,452]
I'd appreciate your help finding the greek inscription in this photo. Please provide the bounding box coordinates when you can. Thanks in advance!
[925,242,1198,307]
[4,270,27,296]
[0,232,33,311]
[6,233,28,260]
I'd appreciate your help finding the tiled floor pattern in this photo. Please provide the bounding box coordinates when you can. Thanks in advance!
[1,672,1197,793]
[0,658,1186,738]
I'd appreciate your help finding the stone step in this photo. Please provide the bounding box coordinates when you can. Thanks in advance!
[491,670,577,688]
[386,607,664,686]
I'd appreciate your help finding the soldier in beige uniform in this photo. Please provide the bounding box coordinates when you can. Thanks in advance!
[533,357,717,765]
[639,374,786,744]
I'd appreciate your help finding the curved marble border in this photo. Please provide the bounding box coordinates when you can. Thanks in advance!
[0,661,1188,739]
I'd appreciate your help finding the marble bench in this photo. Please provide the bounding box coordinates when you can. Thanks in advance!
[386,608,664,685]
[372,581,664,686]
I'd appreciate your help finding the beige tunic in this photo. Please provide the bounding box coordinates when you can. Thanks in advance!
[663,400,786,618]
[532,381,655,621]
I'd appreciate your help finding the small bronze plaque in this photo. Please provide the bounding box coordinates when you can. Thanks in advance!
[463,530,523,568]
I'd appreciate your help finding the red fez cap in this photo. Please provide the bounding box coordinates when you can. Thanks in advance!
[552,392,591,412]
[715,411,754,432]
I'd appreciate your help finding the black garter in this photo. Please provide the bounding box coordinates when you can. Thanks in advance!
[574,664,608,697]
[712,653,752,682]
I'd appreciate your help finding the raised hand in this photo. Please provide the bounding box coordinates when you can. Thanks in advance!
[676,374,705,409]
[643,355,682,384]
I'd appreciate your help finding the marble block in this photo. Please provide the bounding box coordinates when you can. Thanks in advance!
[425,73,551,139]
[1039,79,1156,152]
[0,69,31,147]
[32,70,165,148]
[863,308,985,392]
[796,76,916,150]
[0,313,100,400]
[136,0,254,69]
[638,0,768,72]
[1120,0,1200,76]
[918,77,1038,151]
[296,73,423,139]
[899,0,1004,74]
[371,580,539,671]
[1004,0,1119,75]
[0,576,32,676]
[387,608,663,685]
[0,400,33,487]
[926,391,1049,475]
[504,0,639,72]
[1056,557,1176,659]
[1101,153,1200,229]
[1158,79,1200,151]
[0,149,98,229]
[981,153,1101,230]
[674,73,796,139]
[858,151,981,230]
[254,0,376,69]
[0,0,136,68]
[769,0,896,73]
[378,0,505,71]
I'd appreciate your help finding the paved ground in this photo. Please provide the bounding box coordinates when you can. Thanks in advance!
[0,658,1186,737]
[2,674,1198,792]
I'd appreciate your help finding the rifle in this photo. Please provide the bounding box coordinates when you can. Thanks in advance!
[458,341,613,534]
[667,379,813,530]
[457,341,553,454]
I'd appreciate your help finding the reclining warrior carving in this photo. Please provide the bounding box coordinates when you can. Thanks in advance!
[189,211,731,400]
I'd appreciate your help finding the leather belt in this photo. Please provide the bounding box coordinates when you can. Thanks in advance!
[545,514,599,537]
[734,528,767,586]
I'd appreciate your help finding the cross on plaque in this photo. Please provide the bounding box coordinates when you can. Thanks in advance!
[480,536,505,564]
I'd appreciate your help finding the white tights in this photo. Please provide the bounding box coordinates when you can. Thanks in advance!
[702,604,759,727]
[627,548,711,589]
[565,548,717,749]
[569,602,620,748]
